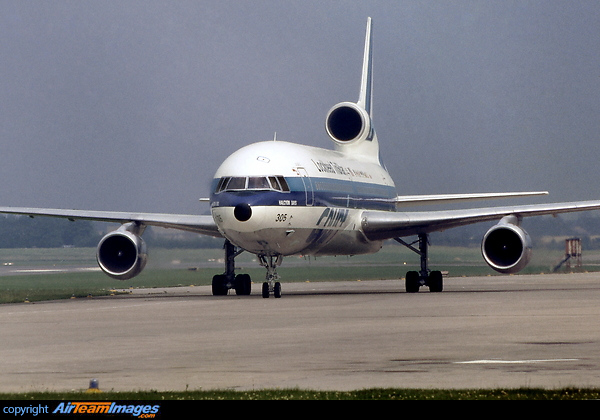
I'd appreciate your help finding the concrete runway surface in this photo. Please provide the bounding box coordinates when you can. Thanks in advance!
[2,273,600,392]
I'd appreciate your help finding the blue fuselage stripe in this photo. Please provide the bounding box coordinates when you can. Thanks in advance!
[210,177,396,211]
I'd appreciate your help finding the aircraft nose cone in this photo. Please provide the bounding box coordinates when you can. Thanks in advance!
[234,203,252,222]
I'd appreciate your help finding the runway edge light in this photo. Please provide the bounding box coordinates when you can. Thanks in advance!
[86,378,102,393]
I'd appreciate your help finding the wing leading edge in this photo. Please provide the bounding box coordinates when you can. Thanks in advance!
[361,200,600,241]
[0,207,222,237]
[394,191,548,207]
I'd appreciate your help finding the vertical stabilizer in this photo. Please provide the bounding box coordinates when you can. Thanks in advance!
[325,17,380,164]
[357,17,373,116]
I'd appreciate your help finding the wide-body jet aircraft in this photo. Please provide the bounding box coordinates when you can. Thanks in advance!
[3,18,600,298]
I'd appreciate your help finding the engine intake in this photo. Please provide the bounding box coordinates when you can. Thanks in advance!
[97,223,147,280]
[325,102,372,144]
[481,216,532,274]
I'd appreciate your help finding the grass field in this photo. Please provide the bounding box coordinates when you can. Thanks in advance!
[1,387,600,400]
[1,245,598,304]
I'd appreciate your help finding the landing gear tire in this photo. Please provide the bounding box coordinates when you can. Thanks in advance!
[428,270,443,293]
[398,234,445,294]
[262,281,282,298]
[405,271,420,293]
[274,282,282,298]
[234,274,252,296]
[405,270,444,293]
[212,274,229,296]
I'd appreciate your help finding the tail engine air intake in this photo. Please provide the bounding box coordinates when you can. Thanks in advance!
[326,102,372,145]
[96,223,147,280]
[481,216,532,274]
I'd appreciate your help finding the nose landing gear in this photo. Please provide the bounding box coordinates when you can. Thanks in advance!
[259,254,283,298]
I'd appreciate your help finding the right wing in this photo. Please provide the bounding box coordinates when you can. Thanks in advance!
[0,207,222,237]
[361,199,600,241]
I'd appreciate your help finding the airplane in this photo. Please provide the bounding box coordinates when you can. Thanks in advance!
[3,17,600,298]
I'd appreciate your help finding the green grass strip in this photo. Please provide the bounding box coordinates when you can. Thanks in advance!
[1,387,599,400]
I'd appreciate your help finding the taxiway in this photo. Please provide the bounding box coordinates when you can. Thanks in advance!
[1,273,600,392]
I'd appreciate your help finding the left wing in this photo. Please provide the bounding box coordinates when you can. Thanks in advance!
[0,207,222,237]
[361,200,600,240]
[394,191,548,207]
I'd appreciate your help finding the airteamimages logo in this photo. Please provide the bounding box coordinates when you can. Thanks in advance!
[52,402,160,417]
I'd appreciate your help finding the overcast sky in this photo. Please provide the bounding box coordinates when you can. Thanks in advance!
[1,1,599,214]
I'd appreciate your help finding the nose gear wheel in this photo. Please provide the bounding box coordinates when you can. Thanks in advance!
[259,254,283,298]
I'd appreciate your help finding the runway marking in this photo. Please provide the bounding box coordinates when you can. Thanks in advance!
[456,359,579,364]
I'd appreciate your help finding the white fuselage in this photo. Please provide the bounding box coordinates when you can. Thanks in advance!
[210,140,396,257]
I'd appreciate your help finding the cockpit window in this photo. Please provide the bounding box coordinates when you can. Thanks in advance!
[247,177,270,190]
[216,177,228,193]
[216,176,289,193]
[269,176,290,192]
[226,177,246,190]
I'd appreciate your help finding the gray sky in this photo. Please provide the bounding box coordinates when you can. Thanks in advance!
[1,1,599,214]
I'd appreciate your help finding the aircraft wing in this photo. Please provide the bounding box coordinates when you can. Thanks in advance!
[361,200,600,241]
[394,191,548,207]
[0,207,222,237]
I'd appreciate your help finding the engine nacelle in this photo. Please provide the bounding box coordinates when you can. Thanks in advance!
[325,102,372,145]
[481,216,532,274]
[96,224,147,280]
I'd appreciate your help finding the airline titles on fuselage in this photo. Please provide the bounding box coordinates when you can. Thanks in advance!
[311,159,373,179]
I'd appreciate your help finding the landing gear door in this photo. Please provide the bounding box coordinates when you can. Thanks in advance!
[295,167,314,206]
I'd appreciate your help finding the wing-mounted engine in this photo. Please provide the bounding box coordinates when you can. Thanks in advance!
[96,222,147,280]
[481,215,532,274]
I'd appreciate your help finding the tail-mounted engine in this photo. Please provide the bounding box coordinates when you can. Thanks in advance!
[324,19,379,162]
[96,222,147,280]
[325,102,373,145]
[481,215,532,274]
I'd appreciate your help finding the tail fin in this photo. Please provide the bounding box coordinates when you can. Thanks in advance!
[357,17,373,116]
[325,17,380,163]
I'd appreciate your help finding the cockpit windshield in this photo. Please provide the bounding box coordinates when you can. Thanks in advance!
[215,176,290,193]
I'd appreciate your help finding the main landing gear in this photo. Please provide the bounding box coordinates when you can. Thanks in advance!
[395,233,443,293]
[211,240,283,298]
[211,240,251,296]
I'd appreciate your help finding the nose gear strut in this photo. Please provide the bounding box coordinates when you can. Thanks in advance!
[258,254,283,298]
